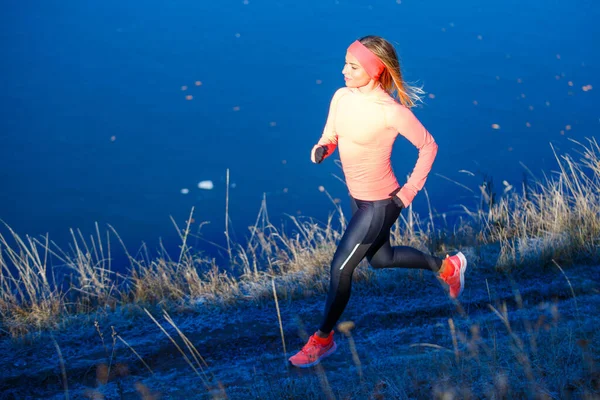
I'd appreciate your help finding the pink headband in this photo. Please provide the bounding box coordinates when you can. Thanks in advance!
[348,40,385,80]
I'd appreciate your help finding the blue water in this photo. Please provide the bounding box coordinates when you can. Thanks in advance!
[1,0,598,264]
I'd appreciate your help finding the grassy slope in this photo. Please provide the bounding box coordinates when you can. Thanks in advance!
[1,250,598,399]
[1,139,600,399]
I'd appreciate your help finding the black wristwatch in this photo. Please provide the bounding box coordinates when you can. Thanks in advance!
[389,187,405,209]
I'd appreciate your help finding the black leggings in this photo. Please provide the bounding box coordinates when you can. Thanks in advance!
[319,197,443,334]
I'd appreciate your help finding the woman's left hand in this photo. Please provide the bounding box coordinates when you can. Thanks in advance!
[388,187,405,209]
[392,194,405,209]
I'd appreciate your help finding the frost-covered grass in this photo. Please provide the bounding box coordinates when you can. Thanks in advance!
[0,139,599,398]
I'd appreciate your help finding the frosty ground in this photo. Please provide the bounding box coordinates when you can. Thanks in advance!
[1,245,598,400]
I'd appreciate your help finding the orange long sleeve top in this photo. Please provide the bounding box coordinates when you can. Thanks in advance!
[316,85,438,207]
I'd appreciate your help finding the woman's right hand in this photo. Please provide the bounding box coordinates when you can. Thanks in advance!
[311,145,329,164]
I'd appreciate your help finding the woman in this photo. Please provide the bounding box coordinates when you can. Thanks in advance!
[289,36,467,368]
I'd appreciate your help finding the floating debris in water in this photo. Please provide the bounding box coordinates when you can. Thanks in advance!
[180,188,190,194]
[198,180,214,190]
[110,135,116,142]
[185,95,193,100]
[195,81,202,86]
[232,106,240,111]
[316,79,322,85]
[556,54,561,60]
[517,78,523,84]
[568,81,574,87]
[529,105,534,111]
[566,125,572,131]
[318,186,325,192]
[582,84,593,92]
[526,122,531,128]
[502,180,513,193]
[283,188,288,193]
[477,35,483,40]
[491,124,500,130]
[473,100,478,105]
[181,85,188,91]
[428,93,435,99]
[270,121,277,127]
[235,33,241,38]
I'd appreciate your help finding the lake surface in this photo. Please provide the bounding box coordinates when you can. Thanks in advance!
[1,0,598,264]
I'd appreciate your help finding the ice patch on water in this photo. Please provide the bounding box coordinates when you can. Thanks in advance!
[198,180,214,190]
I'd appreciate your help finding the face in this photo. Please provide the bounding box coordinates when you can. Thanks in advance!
[342,51,371,88]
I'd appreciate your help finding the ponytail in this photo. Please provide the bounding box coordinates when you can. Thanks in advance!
[359,36,424,108]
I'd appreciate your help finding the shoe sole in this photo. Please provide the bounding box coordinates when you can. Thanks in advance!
[455,251,467,297]
[289,342,338,368]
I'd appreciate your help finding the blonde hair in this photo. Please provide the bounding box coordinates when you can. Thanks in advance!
[359,35,424,108]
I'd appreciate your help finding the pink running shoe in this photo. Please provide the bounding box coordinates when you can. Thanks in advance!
[439,252,468,298]
[288,331,337,368]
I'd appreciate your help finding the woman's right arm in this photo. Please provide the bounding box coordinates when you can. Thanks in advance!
[312,88,345,163]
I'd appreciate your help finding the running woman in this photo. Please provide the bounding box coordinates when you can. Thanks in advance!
[289,36,468,368]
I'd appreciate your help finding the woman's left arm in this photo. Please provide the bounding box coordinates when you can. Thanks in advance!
[389,104,438,207]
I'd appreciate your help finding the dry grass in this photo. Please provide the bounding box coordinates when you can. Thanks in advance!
[478,138,600,269]
[0,224,65,336]
[0,138,599,339]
